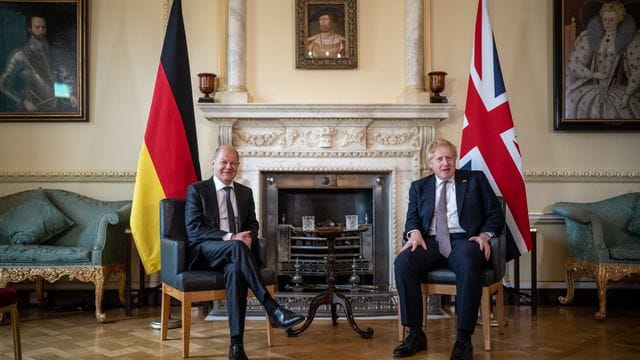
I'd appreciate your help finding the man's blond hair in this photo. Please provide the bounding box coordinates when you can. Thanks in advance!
[426,138,458,161]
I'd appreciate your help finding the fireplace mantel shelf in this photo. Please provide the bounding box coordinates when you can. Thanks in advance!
[197,103,455,120]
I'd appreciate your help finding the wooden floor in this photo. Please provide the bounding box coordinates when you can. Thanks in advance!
[1,304,639,359]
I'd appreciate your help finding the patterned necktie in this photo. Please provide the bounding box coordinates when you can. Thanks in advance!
[224,187,237,234]
[436,181,451,257]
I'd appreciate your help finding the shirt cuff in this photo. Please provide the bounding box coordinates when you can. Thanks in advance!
[223,232,233,241]
[480,232,494,240]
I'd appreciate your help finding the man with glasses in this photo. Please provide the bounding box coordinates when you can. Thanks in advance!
[185,145,305,360]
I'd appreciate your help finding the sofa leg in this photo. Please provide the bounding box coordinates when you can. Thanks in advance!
[117,268,127,306]
[595,266,608,320]
[93,268,107,322]
[559,259,576,305]
[35,276,46,306]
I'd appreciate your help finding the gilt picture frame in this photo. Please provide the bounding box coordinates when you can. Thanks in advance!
[554,0,640,130]
[295,0,357,70]
[0,0,88,122]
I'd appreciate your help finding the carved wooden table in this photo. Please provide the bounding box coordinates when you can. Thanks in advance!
[286,226,374,339]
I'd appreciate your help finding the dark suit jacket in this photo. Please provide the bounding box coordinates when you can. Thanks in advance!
[184,176,261,268]
[404,169,503,240]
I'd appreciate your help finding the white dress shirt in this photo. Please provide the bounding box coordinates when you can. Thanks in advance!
[213,176,238,240]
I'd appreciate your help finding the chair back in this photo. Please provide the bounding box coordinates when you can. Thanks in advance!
[160,198,187,242]
[160,198,188,288]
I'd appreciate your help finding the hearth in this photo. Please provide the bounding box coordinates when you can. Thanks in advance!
[261,171,390,291]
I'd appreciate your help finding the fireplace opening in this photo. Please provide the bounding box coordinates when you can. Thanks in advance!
[261,171,390,293]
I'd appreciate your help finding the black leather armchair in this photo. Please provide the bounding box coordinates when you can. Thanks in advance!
[159,198,276,358]
[397,200,507,351]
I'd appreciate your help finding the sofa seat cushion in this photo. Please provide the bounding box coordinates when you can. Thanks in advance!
[609,243,640,261]
[0,244,91,264]
[0,188,75,245]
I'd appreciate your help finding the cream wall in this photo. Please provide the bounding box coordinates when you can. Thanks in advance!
[0,0,639,289]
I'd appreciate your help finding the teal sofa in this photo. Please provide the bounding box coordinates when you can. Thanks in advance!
[552,192,640,320]
[0,188,131,322]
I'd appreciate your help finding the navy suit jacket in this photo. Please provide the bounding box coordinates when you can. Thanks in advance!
[404,169,503,240]
[184,176,261,268]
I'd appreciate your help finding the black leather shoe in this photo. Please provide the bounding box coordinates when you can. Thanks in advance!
[229,344,248,360]
[393,331,427,357]
[268,307,305,329]
[450,340,473,360]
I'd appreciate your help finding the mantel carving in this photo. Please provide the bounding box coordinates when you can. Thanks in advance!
[197,103,454,154]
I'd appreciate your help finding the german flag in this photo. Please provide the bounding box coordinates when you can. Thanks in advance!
[131,0,201,274]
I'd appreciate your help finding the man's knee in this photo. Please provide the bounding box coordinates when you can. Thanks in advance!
[394,251,411,272]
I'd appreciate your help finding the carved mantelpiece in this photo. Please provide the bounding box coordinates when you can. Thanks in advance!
[198,103,453,157]
[197,103,454,286]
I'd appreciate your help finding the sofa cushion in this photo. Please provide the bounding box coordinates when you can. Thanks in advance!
[0,244,92,264]
[608,243,640,261]
[0,188,75,245]
[626,200,640,236]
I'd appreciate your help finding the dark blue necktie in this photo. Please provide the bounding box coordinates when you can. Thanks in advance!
[224,186,237,233]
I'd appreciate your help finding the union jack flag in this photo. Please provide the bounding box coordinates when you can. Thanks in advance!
[459,0,531,260]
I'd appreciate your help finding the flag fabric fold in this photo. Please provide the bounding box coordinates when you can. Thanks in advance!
[131,0,201,274]
[459,0,531,260]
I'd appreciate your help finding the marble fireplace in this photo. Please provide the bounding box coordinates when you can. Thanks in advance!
[198,103,453,295]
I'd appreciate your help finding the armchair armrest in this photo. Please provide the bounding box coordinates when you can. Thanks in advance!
[551,203,592,223]
[161,236,186,288]
[94,203,132,264]
[552,203,610,262]
[489,231,506,280]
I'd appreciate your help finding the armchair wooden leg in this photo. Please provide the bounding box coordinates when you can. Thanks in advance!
[397,298,405,342]
[481,287,491,351]
[160,286,171,340]
[182,293,192,358]
[496,285,505,335]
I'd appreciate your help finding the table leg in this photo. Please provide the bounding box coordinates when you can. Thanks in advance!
[125,229,132,316]
[332,292,374,338]
[514,257,520,306]
[286,291,332,337]
[331,303,338,325]
[531,229,537,316]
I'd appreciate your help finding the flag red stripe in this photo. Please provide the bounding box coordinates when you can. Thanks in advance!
[144,64,198,198]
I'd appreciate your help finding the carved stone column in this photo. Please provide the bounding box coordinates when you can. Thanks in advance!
[400,0,429,104]
[219,0,249,103]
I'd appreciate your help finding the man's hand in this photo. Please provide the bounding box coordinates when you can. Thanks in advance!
[401,231,427,252]
[469,233,491,260]
[231,230,252,249]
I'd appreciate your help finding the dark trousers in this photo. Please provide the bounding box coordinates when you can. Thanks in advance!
[197,240,271,338]
[394,233,487,333]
